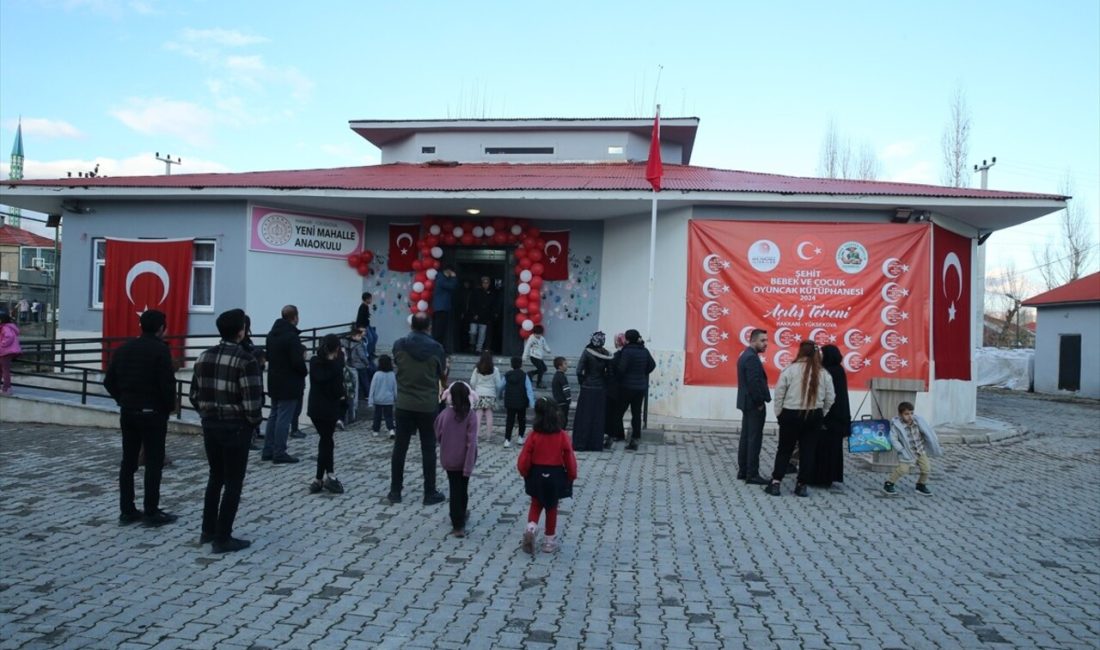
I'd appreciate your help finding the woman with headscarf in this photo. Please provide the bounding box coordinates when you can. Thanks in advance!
[571,331,615,452]
[765,340,835,497]
[603,332,627,449]
[807,344,850,487]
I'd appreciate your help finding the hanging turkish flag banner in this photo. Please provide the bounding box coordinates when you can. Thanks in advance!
[540,230,570,280]
[388,223,420,271]
[932,225,972,380]
[645,110,663,191]
[102,238,193,367]
[685,221,931,389]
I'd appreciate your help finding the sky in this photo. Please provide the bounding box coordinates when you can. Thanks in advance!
[1,0,1098,298]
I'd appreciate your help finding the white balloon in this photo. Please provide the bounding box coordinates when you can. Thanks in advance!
[430,246,443,259]
[453,227,464,238]
[518,282,531,295]
[520,270,533,282]
[472,226,485,238]
[407,314,414,325]
[484,226,496,237]
[429,224,441,236]
[426,268,438,280]
[522,319,534,331]
[412,281,425,293]
[511,224,523,236]
[417,300,429,312]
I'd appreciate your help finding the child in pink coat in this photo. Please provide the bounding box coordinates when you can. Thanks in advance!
[0,311,21,395]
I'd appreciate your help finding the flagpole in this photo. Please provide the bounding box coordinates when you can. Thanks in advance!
[646,105,660,345]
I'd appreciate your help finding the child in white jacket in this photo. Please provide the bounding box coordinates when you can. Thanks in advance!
[884,401,943,496]
[469,351,504,440]
[523,325,551,388]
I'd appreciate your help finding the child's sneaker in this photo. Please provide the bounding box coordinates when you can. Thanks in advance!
[882,481,897,495]
[388,430,395,439]
[308,479,323,494]
[521,528,535,555]
[517,435,525,445]
[503,439,511,448]
[915,483,933,496]
[541,538,559,553]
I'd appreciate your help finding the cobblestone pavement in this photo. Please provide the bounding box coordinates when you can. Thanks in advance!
[1,390,1098,649]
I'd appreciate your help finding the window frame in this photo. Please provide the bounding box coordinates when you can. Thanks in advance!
[20,246,56,270]
[91,237,216,312]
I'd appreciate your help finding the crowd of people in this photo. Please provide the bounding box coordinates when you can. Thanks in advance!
[87,301,941,557]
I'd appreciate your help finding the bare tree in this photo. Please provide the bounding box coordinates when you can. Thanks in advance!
[940,86,971,187]
[818,119,851,179]
[857,142,881,181]
[1033,175,1098,290]
[986,261,1034,347]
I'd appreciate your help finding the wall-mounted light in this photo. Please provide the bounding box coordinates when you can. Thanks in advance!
[891,208,913,224]
[466,208,481,215]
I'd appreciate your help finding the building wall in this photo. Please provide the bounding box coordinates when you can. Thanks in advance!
[381,130,682,165]
[1033,304,1100,398]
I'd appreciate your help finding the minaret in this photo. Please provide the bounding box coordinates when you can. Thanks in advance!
[7,119,23,227]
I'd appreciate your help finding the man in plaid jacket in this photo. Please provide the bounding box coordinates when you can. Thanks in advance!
[189,308,264,554]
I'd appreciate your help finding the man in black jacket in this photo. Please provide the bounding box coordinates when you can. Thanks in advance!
[736,328,771,484]
[466,276,498,353]
[104,309,178,527]
[615,330,657,451]
[261,305,308,464]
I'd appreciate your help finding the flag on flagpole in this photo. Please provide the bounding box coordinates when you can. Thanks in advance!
[645,109,663,191]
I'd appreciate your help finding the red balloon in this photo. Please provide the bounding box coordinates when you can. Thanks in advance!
[531,262,545,276]
[515,295,529,309]
[530,276,544,290]
[426,235,439,247]
[528,249,544,263]
[528,305,540,318]
[519,257,532,270]
[443,234,457,245]
[514,313,526,325]
[348,253,361,266]
[430,259,440,269]
[421,291,432,302]
[532,313,543,325]
[514,264,525,275]
[528,227,541,239]
[357,263,369,275]
[514,247,528,260]
[415,272,428,282]
[410,305,419,314]
[441,219,454,230]
[492,217,506,229]
[493,232,508,244]
[362,250,374,263]
[423,279,434,291]
[519,328,532,339]
[460,233,475,245]
[410,291,421,302]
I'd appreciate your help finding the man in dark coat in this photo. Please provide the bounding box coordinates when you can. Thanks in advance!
[736,328,771,484]
[466,276,498,353]
[104,309,178,527]
[262,305,307,464]
[615,329,657,451]
[430,267,459,353]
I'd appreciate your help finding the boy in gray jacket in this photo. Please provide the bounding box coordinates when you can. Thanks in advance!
[883,401,943,496]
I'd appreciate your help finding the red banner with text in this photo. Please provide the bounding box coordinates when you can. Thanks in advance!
[685,221,931,389]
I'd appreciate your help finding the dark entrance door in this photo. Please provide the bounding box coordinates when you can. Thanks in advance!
[1058,334,1082,391]
[446,247,519,356]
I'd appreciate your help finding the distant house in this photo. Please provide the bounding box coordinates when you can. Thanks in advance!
[982,314,1035,348]
[0,224,58,310]
[1023,272,1100,398]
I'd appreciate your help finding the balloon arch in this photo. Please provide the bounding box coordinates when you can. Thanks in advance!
[347,216,549,340]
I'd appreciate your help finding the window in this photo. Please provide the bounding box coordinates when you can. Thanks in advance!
[421,146,436,154]
[484,146,554,155]
[20,246,57,271]
[92,238,215,311]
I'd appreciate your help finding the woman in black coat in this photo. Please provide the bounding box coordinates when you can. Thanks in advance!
[571,331,615,452]
[307,334,347,494]
[807,344,850,487]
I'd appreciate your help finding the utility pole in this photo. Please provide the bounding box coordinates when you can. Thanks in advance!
[973,157,996,189]
[155,152,182,175]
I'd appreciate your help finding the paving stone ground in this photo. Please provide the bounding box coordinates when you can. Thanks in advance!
[1,389,1098,649]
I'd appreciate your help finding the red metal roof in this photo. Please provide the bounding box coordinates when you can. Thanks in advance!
[5,163,1065,200]
[0,225,56,248]
[1023,272,1100,307]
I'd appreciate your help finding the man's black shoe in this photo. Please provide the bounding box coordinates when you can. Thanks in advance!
[794,484,809,497]
[142,510,178,527]
[260,452,273,461]
[199,532,215,544]
[423,491,446,506]
[764,482,782,496]
[626,439,639,451]
[387,492,402,504]
[119,510,144,525]
[289,430,306,439]
[211,537,252,554]
[746,476,770,485]
[272,454,299,464]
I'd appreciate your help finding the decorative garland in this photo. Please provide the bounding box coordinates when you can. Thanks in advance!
[407,216,547,340]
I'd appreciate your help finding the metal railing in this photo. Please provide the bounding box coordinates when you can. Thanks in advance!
[8,321,358,419]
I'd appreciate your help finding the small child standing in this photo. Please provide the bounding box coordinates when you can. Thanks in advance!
[523,325,552,388]
[518,398,578,554]
[346,328,371,401]
[368,355,396,438]
[551,356,571,429]
[503,356,535,448]
[307,334,348,494]
[884,401,943,496]
[435,381,479,537]
[469,351,503,441]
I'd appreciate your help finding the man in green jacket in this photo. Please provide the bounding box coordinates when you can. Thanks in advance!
[388,312,448,505]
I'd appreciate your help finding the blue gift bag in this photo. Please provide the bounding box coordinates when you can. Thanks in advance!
[848,416,892,453]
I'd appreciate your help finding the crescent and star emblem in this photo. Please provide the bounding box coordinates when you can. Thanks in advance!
[544,240,563,264]
[126,260,170,306]
[942,252,963,322]
[796,241,821,261]
[395,233,414,255]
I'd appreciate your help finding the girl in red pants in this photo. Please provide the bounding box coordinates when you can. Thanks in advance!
[517,398,578,554]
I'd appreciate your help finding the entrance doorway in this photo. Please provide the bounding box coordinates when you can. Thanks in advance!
[445,247,519,356]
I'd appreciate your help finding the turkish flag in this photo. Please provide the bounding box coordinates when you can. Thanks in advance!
[541,230,570,281]
[388,223,420,271]
[933,225,972,380]
[645,111,663,191]
[102,238,193,367]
